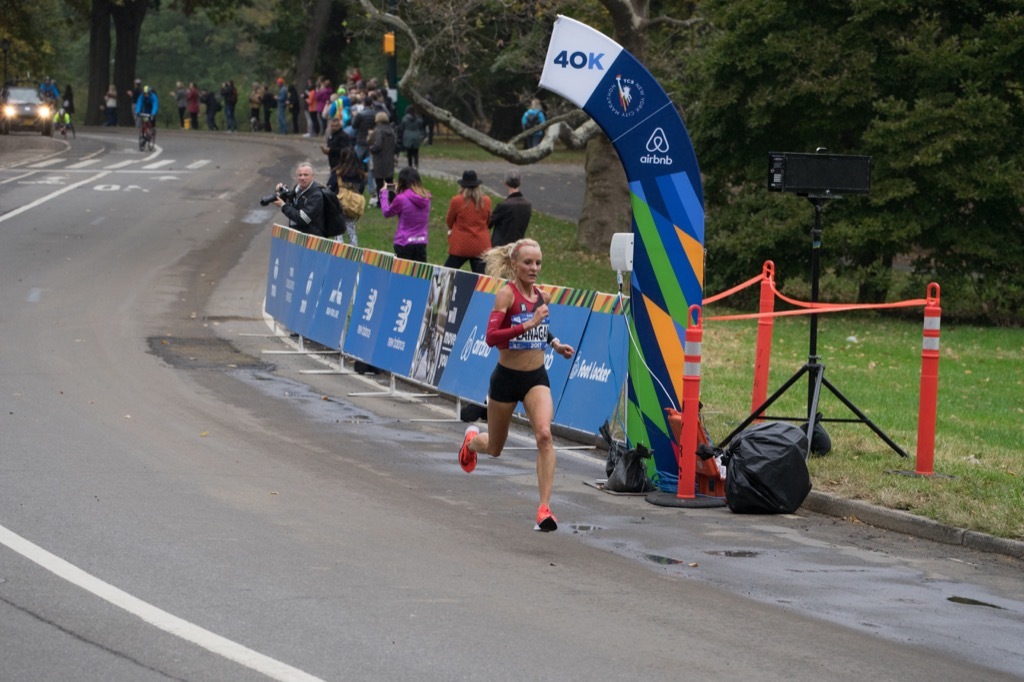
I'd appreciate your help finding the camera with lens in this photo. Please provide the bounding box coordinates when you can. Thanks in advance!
[259,186,297,206]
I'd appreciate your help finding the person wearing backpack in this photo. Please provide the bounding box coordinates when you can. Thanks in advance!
[274,161,325,237]
[521,98,546,149]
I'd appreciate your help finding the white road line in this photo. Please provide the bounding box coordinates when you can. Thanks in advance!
[67,159,101,169]
[0,172,110,224]
[142,160,175,170]
[27,158,66,168]
[105,160,138,169]
[186,160,211,170]
[1,171,37,185]
[141,146,163,162]
[0,524,325,682]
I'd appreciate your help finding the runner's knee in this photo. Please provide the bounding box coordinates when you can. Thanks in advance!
[534,425,553,451]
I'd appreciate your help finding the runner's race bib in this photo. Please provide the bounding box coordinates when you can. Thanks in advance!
[509,312,549,350]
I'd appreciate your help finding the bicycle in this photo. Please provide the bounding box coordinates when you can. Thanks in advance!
[138,113,156,152]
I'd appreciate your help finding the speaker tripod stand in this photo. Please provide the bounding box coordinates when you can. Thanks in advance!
[720,197,908,459]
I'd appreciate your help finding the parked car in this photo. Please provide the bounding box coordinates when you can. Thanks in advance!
[1,85,53,135]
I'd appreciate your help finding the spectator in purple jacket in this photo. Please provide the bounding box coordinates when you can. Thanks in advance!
[380,167,431,263]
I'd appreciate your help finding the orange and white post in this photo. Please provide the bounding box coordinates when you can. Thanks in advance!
[751,261,776,420]
[678,305,703,499]
[915,283,942,476]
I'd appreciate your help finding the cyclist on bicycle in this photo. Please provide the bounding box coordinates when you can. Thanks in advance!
[135,85,159,127]
[39,77,60,104]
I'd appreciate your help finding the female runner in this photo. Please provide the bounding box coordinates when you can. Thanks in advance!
[457,238,575,531]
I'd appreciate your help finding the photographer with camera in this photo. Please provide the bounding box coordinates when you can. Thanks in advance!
[269,161,325,237]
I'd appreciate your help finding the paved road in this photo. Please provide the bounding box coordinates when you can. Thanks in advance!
[1,129,1022,681]
[417,156,587,223]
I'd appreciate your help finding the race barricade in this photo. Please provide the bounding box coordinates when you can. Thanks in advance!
[264,226,628,439]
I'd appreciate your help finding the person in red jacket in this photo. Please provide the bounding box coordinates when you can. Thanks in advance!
[444,170,492,274]
[456,238,575,532]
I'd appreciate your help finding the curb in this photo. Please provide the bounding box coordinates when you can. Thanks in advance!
[803,491,1024,559]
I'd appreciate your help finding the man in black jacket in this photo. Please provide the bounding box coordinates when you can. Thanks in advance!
[488,169,533,247]
[274,161,325,237]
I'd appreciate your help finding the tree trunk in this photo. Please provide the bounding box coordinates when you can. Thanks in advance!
[110,0,148,126]
[86,0,112,127]
[295,0,331,95]
[578,134,631,253]
[577,0,651,252]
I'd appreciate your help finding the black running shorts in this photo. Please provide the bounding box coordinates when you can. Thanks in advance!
[489,364,550,404]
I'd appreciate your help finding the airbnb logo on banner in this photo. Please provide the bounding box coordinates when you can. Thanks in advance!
[641,127,672,166]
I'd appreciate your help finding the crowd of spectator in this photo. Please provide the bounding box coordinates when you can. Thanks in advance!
[116,68,534,272]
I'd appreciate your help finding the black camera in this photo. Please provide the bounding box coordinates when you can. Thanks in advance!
[259,186,296,206]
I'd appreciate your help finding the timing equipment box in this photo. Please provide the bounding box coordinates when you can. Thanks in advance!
[768,152,871,197]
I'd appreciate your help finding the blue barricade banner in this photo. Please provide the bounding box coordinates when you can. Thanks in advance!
[263,230,632,439]
[514,285,593,418]
[411,270,479,388]
[371,259,435,376]
[436,275,503,404]
[306,241,362,349]
[284,236,333,339]
[555,294,629,434]
[264,225,301,322]
[342,250,394,363]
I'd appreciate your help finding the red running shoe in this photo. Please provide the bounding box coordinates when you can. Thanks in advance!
[459,425,479,473]
[535,504,558,532]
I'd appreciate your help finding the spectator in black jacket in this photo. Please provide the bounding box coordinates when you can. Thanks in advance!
[274,161,325,237]
[261,86,276,133]
[488,169,533,247]
[200,89,220,130]
[353,91,387,164]
[321,117,352,192]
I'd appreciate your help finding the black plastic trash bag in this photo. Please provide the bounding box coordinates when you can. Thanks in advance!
[721,422,811,514]
[800,412,833,457]
[600,421,655,493]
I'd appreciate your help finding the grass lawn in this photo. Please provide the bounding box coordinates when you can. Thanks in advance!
[350,140,1024,540]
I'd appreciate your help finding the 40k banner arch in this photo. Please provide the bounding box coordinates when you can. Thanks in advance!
[540,16,705,492]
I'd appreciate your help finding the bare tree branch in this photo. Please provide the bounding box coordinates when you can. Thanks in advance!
[352,0,602,164]
[647,15,703,30]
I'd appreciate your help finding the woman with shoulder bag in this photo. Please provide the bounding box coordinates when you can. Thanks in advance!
[333,148,366,246]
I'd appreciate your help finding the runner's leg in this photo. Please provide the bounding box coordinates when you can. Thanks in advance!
[472,399,515,457]
[522,385,556,508]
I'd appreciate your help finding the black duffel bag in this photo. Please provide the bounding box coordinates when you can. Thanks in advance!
[721,422,811,514]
